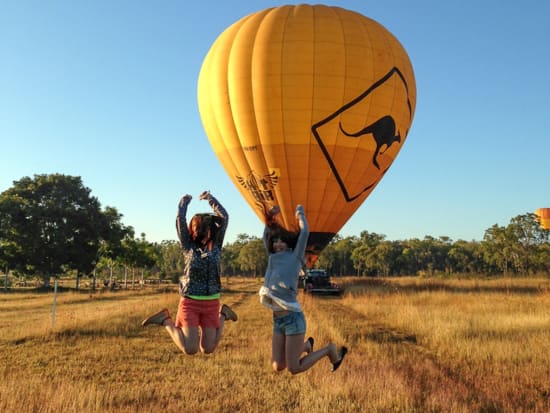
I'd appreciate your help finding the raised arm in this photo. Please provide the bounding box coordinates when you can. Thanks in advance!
[176,194,193,249]
[293,205,309,257]
[262,205,280,251]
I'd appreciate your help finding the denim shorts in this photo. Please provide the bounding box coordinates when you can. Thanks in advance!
[273,311,306,336]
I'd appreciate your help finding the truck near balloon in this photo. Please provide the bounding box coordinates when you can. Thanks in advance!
[198,4,416,267]
[300,268,343,296]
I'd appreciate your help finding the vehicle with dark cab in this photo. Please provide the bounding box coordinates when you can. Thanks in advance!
[301,269,343,296]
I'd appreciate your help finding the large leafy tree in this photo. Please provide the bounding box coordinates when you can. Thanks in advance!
[506,213,547,274]
[221,233,255,276]
[0,239,19,290]
[237,236,266,277]
[448,240,483,274]
[94,206,134,288]
[154,240,183,281]
[0,174,111,287]
[351,231,385,276]
[121,234,157,282]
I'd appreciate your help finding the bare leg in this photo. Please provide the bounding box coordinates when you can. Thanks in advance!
[271,332,287,372]
[200,312,227,354]
[163,319,200,355]
[285,334,339,375]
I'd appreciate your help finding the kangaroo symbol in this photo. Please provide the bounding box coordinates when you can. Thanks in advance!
[339,115,401,169]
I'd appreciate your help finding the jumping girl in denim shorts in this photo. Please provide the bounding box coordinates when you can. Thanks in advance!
[259,205,347,375]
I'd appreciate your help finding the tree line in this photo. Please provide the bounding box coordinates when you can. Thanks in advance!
[220,215,550,278]
[1,174,549,290]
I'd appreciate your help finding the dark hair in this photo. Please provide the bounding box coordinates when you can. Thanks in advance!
[267,224,298,253]
[189,213,224,244]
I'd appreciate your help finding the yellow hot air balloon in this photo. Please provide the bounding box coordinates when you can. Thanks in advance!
[535,208,550,230]
[198,4,416,266]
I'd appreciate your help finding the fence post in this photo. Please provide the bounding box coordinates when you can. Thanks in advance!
[51,276,58,328]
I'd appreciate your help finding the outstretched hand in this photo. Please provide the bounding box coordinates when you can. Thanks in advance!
[179,194,192,209]
[268,205,281,217]
[264,205,280,226]
[199,190,210,200]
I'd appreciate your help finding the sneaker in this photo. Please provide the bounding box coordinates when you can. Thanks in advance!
[141,308,170,326]
[220,304,238,322]
[331,346,348,372]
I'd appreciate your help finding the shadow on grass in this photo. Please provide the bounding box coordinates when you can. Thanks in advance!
[365,324,418,344]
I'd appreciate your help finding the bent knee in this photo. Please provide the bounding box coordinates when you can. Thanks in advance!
[182,346,199,355]
[202,345,216,354]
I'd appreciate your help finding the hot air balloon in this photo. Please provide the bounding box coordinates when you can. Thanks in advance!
[535,208,550,230]
[197,4,416,266]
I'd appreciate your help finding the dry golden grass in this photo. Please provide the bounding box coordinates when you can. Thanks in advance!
[1,276,549,412]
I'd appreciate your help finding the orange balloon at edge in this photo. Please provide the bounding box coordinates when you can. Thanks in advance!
[535,208,550,230]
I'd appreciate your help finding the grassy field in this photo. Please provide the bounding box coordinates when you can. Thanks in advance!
[1,276,549,412]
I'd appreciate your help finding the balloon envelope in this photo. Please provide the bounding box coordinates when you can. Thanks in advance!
[535,208,550,230]
[198,4,416,266]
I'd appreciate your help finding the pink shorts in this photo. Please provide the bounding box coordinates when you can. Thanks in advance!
[175,297,220,329]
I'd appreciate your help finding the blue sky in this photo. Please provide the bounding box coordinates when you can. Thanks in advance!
[1,1,549,245]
